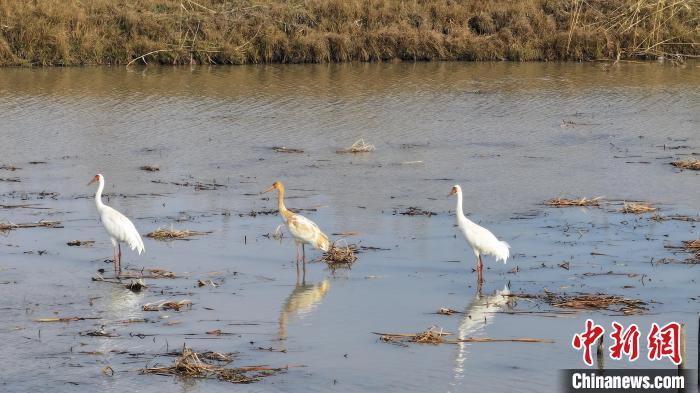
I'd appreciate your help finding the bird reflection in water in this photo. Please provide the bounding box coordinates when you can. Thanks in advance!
[278,269,331,341]
[452,285,512,385]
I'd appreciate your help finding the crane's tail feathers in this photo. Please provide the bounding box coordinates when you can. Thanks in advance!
[316,232,330,252]
[496,240,510,263]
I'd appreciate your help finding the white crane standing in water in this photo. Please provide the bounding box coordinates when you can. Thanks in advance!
[89,174,145,277]
[448,185,509,284]
[263,181,330,265]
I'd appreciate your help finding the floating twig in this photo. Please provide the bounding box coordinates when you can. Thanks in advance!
[671,159,700,170]
[139,345,286,383]
[337,138,375,154]
[545,197,603,207]
[146,226,212,240]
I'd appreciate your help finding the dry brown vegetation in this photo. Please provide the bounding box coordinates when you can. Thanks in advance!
[146,227,212,240]
[337,139,375,154]
[0,0,697,66]
[510,291,647,314]
[545,197,604,207]
[140,346,284,383]
[375,326,553,345]
[321,240,358,265]
[143,299,192,311]
[671,158,700,170]
[620,202,657,214]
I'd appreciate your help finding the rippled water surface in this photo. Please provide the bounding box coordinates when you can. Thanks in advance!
[0,62,699,392]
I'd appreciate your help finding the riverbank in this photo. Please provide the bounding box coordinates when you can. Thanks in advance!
[1,0,698,66]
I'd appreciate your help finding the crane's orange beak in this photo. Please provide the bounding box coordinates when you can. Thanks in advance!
[447,187,457,197]
[262,185,275,194]
[88,175,99,186]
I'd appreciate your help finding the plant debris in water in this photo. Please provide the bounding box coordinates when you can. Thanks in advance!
[140,346,285,384]
[146,226,212,240]
[375,326,552,345]
[620,202,657,214]
[0,220,62,232]
[140,165,160,171]
[545,197,603,207]
[510,291,647,315]
[436,307,462,315]
[671,159,700,170]
[120,268,177,279]
[336,138,375,154]
[271,146,304,154]
[66,240,95,247]
[681,239,700,250]
[398,207,436,217]
[143,299,192,311]
[321,240,358,265]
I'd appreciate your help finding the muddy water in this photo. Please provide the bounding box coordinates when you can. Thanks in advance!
[0,62,699,392]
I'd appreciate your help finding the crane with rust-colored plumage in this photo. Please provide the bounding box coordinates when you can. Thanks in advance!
[263,181,330,267]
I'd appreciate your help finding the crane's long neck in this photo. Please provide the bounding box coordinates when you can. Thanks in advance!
[277,187,293,220]
[455,189,464,218]
[95,177,106,212]
[455,189,473,225]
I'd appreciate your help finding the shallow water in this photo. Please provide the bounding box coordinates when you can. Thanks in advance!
[0,62,699,392]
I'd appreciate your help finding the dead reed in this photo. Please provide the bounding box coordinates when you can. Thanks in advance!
[510,291,648,315]
[620,202,657,214]
[336,139,375,154]
[271,147,304,154]
[375,326,553,345]
[545,197,603,207]
[2,0,698,66]
[321,240,358,265]
[142,299,192,311]
[0,220,62,232]
[66,240,95,247]
[681,239,700,249]
[399,207,437,216]
[671,159,700,170]
[139,165,160,172]
[140,346,284,384]
[146,226,211,240]
[121,268,177,279]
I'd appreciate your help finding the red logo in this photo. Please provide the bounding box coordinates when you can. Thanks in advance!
[647,322,682,365]
[609,322,640,361]
[572,319,605,366]
[573,320,683,366]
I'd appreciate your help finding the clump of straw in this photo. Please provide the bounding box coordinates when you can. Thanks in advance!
[140,345,284,383]
[620,202,657,214]
[146,226,211,240]
[143,299,192,311]
[321,240,358,265]
[139,165,160,172]
[512,291,648,315]
[379,326,449,345]
[545,197,603,207]
[671,159,700,170]
[681,239,700,249]
[337,138,375,154]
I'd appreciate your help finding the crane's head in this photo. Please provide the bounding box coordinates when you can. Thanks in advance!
[263,180,284,194]
[88,174,103,186]
[448,185,461,197]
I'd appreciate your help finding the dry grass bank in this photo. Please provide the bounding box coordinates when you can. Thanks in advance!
[0,0,698,66]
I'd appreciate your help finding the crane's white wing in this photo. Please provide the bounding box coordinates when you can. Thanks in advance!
[287,213,322,243]
[460,218,510,262]
[100,205,145,254]
[286,213,329,251]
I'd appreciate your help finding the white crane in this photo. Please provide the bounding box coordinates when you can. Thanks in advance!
[89,174,144,277]
[449,185,509,284]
